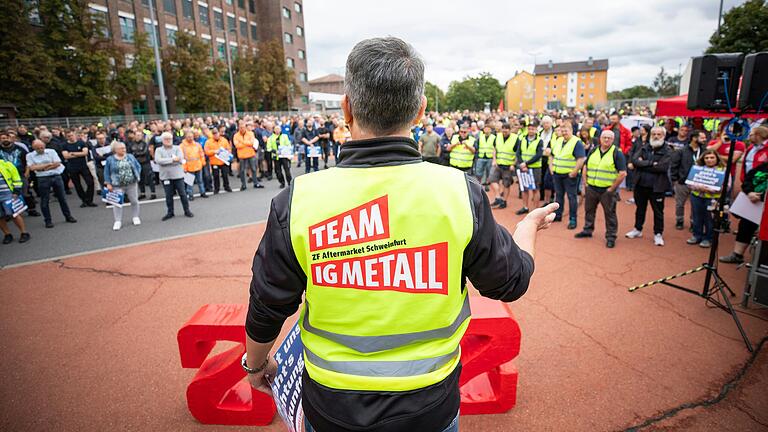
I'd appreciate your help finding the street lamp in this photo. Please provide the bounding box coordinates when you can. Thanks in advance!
[147,0,168,120]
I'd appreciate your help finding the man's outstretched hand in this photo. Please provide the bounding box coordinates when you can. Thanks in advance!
[513,202,559,258]
[522,202,559,231]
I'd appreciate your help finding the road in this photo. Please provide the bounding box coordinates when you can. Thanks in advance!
[0,166,312,268]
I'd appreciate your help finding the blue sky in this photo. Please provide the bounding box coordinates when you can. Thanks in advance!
[303,0,745,91]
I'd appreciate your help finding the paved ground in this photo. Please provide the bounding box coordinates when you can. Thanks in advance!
[1,172,767,431]
[0,166,312,268]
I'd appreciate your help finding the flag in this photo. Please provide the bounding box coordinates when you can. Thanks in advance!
[498,98,504,112]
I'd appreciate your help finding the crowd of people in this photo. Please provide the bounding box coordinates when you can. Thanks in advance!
[1,108,766,265]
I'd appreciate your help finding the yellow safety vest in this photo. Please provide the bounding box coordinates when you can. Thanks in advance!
[518,135,542,168]
[552,136,580,174]
[290,163,474,391]
[495,134,516,167]
[477,133,496,159]
[586,145,619,188]
[449,135,476,169]
[0,160,22,193]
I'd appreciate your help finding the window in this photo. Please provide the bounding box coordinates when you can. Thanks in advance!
[282,7,291,19]
[590,73,595,78]
[27,0,42,25]
[544,76,549,81]
[217,42,226,60]
[286,57,294,68]
[248,0,255,13]
[298,49,305,60]
[119,16,135,42]
[250,23,257,40]
[132,99,148,115]
[589,82,594,89]
[230,45,237,59]
[296,26,303,37]
[544,85,548,90]
[299,72,307,82]
[239,19,247,37]
[227,15,235,33]
[182,0,193,19]
[125,54,134,68]
[214,10,223,30]
[553,84,557,90]
[89,7,110,38]
[580,93,584,98]
[163,0,176,15]
[580,83,584,89]
[589,93,594,99]
[225,0,232,4]
[238,0,244,8]
[199,4,209,25]
[144,22,158,46]
[581,73,586,79]
[284,32,293,44]
[553,75,557,80]
[166,27,177,45]
[301,95,309,104]
[294,2,302,13]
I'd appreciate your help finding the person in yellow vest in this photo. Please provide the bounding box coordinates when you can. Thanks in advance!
[550,120,587,229]
[269,125,293,189]
[475,124,496,189]
[488,123,517,209]
[574,130,627,248]
[686,149,726,248]
[243,37,558,432]
[515,121,544,214]
[0,159,30,243]
[448,124,476,171]
[538,115,557,205]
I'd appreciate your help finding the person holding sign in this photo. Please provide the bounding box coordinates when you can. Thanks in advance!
[26,139,77,228]
[685,149,726,248]
[180,131,208,201]
[154,132,193,221]
[0,159,30,244]
[204,128,233,194]
[269,126,293,189]
[104,141,142,231]
[575,130,627,248]
[233,121,264,191]
[514,122,544,214]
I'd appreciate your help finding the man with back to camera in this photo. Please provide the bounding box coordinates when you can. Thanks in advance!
[243,37,558,432]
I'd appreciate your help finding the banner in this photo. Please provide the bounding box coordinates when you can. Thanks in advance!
[278,146,294,158]
[307,145,322,158]
[268,323,304,432]
[2,196,27,218]
[214,148,233,165]
[517,169,537,191]
[101,188,124,207]
[685,166,725,192]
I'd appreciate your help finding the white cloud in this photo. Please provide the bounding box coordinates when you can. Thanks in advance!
[304,0,747,92]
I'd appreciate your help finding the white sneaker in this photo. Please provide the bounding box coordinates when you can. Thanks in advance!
[113,221,122,231]
[625,229,643,239]
[132,217,141,226]
[654,233,665,246]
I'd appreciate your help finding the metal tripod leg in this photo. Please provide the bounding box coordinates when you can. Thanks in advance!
[710,271,754,352]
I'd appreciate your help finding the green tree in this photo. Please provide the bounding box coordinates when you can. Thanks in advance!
[652,67,681,97]
[608,85,657,100]
[113,31,154,109]
[424,81,446,112]
[164,32,229,113]
[707,0,768,54]
[0,0,56,117]
[38,0,117,115]
[445,72,503,111]
[245,39,298,110]
[232,53,255,112]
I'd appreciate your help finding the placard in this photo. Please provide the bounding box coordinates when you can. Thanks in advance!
[268,323,304,432]
[94,146,112,157]
[730,192,765,225]
[517,169,537,191]
[685,166,725,192]
[101,188,124,207]
[214,148,233,165]
[278,146,293,158]
[307,145,321,158]
[184,172,196,187]
[2,196,27,218]
[150,161,160,173]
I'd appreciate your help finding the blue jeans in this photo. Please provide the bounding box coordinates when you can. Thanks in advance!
[36,174,72,224]
[475,158,492,183]
[305,156,319,173]
[304,412,459,432]
[553,172,578,221]
[185,170,205,197]
[691,194,714,242]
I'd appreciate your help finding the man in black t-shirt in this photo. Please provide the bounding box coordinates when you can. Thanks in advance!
[62,130,96,207]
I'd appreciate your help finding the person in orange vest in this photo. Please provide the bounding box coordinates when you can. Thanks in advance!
[233,120,264,191]
[180,130,208,200]
[204,127,234,194]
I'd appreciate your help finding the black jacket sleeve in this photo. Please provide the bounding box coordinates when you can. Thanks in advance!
[462,176,534,302]
[670,150,682,182]
[245,188,307,343]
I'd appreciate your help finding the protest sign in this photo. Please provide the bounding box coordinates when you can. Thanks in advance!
[517,169,537,191]
[184,172,196,187]
[2,196,27,218]
[268,323,304,432]
[307,146,321,158]
[101,188,124,207]
[214,148,233,165]
[685,166,725,192]
[278,146,294,158]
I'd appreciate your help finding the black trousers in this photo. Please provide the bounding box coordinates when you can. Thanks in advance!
[139,163,156,194]
[736,217,759,244]
[67,165,94,204]
[264,151,274,177]
[583,186,619,241]
[275,158,292,186]
[36,175,72,224]
[162,178,190,216]
[211,165,231,192]
[633,186,665,234]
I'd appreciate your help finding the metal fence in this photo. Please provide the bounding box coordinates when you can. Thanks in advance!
[0,111,323,128]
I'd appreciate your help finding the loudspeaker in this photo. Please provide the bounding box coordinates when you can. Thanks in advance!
[738,52,768,112]
[687,53,744,111]
[752,272,768,306]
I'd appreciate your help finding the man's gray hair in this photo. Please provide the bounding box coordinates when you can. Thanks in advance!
[161,131,173,141]
[344,37,424,136]
[651,126,666,135]
[600,129,615,138]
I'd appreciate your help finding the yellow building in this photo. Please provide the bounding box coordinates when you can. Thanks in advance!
[505,70,534,112]
[532,58,609,111]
